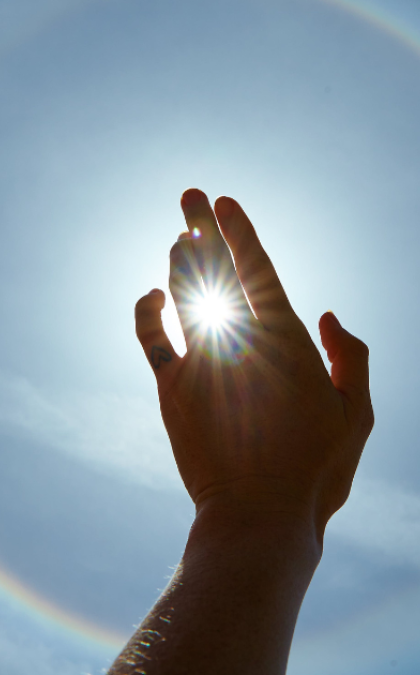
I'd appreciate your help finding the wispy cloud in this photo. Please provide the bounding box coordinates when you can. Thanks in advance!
[0,372,181,490]
[328,475,420,568]
[2,371,420,567]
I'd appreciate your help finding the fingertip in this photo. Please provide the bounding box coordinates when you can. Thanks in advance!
[319,311,341,360]
[181,188,207,208]
[319,312,342,348]
[149,288,165,308]
[214,196,236,219]
[177,230,191,241]
[320,310,341,327]
[135,289,165,317]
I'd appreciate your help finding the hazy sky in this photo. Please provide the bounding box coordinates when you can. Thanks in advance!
[1,0,420,672]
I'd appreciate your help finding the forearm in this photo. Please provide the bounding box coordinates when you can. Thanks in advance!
[127,187,373,674]
[109,501,322,675]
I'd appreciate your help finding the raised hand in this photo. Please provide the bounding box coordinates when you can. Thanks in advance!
[135,188,374,537]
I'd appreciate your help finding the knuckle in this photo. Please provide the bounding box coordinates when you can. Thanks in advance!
[351,336,370,358]
[135,295,151,314]
[135,296,157,322]
[170,239,191,261]
[353,391,374,436]
[365,400,375,430]
[135,290,165,319]
[168,270,184,292]
[136,324,160,343]
[169,241,181,259]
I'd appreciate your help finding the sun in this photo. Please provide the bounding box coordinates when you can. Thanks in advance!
[192,290,230,331]
[185,286,252,363]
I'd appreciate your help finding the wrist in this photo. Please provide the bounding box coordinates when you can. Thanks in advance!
[187,488,323,572]
[191,475,325,552]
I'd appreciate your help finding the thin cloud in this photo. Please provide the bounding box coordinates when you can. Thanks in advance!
[2,373,420,569]
[0,372,181,490]
[328,475,420,568]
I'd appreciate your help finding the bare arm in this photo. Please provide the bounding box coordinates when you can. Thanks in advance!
[109,189,373,675]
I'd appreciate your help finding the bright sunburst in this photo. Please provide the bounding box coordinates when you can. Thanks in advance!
[180,281,252,363]
[192,290,230,331]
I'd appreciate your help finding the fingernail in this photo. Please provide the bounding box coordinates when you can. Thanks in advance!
[149,288,161,295]
[216,196,235,218]
[181,188,205,207]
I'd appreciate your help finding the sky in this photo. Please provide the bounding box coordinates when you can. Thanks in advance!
[0,0,420,672]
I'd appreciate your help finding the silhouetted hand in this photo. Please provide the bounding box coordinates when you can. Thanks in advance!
[109,189,375,675]
[135,188,374,537]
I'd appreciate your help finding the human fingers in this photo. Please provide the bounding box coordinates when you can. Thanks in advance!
[169,236,204,348]
[135,289,181,380]
[319,311,374,421]
[180,189,250,315]
[214,196,293,330]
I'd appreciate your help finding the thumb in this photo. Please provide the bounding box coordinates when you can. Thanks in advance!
[319,311,370,396]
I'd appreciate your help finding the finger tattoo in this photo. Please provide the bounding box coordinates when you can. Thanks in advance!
[151,346,172,369]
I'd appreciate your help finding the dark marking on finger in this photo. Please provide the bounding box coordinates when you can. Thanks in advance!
[151,346,172,369]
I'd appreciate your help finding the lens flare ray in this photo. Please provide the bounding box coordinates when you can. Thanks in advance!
[182,282,253,364]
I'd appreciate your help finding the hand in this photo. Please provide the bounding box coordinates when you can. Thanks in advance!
[135,189,374,538]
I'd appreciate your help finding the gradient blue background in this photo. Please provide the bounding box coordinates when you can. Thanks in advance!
[1,0,420,672]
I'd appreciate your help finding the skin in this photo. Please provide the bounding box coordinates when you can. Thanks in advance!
[108,188,374,675]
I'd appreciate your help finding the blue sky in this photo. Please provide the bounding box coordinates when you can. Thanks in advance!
[1,0,420,672]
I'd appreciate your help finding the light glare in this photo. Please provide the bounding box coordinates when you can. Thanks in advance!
[193,291,229,330]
